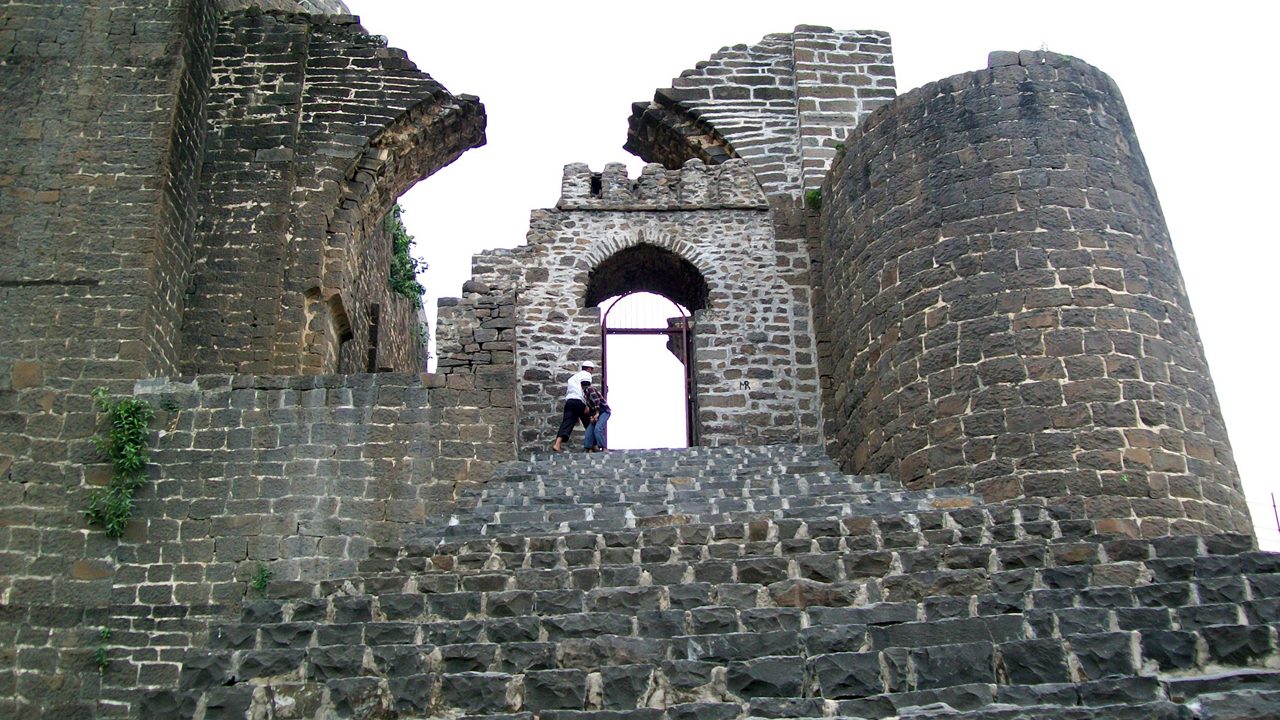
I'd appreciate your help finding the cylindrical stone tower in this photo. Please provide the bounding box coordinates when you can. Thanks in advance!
[819,51,1252,537]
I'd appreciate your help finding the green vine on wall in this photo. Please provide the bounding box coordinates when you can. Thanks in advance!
[386,203,426,307]
[85,387,155,538]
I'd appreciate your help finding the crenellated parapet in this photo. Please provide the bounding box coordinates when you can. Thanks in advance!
[557,158,768,211]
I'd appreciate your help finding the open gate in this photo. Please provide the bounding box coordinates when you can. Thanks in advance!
[600,291,699,447]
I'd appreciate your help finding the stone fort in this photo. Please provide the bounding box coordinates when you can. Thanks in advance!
[1,1,1276,718]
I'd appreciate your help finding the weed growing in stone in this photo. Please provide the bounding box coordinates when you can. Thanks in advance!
[85,387,155,538]
[93,627,111,671]
[386,203,426,306]
[250,561,273,592]
[804,188,822,210]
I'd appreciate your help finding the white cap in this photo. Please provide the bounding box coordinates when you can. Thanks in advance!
[582,361,596,369]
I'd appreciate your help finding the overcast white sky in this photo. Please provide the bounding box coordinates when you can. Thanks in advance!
[349,1,1279,548]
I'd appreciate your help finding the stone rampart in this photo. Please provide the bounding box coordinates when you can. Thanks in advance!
[0,4,488,714]
[818,51,1251,537]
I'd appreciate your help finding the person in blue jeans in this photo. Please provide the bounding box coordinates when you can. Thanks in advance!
[583,383,611,452]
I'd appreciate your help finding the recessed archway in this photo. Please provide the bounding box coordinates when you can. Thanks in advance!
[586,243,709,449]
[584,242,708,312]
[599,291,694,449]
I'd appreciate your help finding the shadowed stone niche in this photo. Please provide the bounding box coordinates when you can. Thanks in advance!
[584,244,709,311]
[818,51,1251,537]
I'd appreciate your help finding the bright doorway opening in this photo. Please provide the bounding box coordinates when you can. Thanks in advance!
[599,291,694,449]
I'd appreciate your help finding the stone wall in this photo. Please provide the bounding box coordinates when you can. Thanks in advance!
[0,0,218,385]
[179,9,485,377]
[626,26,896,200]
[818,51,1251,537]
[0,3,489,715]
[132,373,451,589]
[0,0,485,599]
[0,368,514,716]
[461,159,824,453]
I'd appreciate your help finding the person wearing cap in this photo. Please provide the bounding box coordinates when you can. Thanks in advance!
[551,360,595,452]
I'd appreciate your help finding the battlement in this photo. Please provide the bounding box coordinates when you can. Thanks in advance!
[557,158,768,211]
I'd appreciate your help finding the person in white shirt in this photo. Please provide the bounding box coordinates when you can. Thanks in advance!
[551,360,595,452]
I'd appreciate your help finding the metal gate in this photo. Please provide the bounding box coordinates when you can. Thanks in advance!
[600,291,698,447]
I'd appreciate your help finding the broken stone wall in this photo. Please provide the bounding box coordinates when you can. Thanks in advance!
[0,3,488,714]
[178,9,484,376]
[626,26,896,200]
[818,51,1251,538]
[624,26,899,453]
[432,249,522,464]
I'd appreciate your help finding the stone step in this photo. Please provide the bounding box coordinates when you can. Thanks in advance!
[497,448,842,479]
[231,580,1279,641]
[180,539,1280,718]
[162,436,1280,720]
[419,489,977,541]
[464,474,896,507]
[460,471,899,504]
[369,528,1264,585]
[184,622,1280,716]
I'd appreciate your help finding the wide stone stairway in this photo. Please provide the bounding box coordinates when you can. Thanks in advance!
[166,446,1280,719]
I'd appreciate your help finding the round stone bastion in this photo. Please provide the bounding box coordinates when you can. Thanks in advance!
[818,50,1252,538]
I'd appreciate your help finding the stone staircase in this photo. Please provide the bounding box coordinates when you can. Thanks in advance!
[153,445,1280,719]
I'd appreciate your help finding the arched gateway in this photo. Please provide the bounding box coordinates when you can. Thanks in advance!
[438,160,825,454]
[587,245,708,447]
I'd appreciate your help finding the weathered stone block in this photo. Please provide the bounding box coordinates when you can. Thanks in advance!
[726,656,803,698]
[524,669,587,710]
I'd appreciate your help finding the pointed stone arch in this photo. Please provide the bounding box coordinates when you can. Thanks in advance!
[582,227,713,311]
[583,235,711,312]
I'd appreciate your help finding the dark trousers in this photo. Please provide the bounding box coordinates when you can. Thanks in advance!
[556,398,589,440]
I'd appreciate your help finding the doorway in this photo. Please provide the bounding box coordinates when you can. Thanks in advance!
[599,291,697,448]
